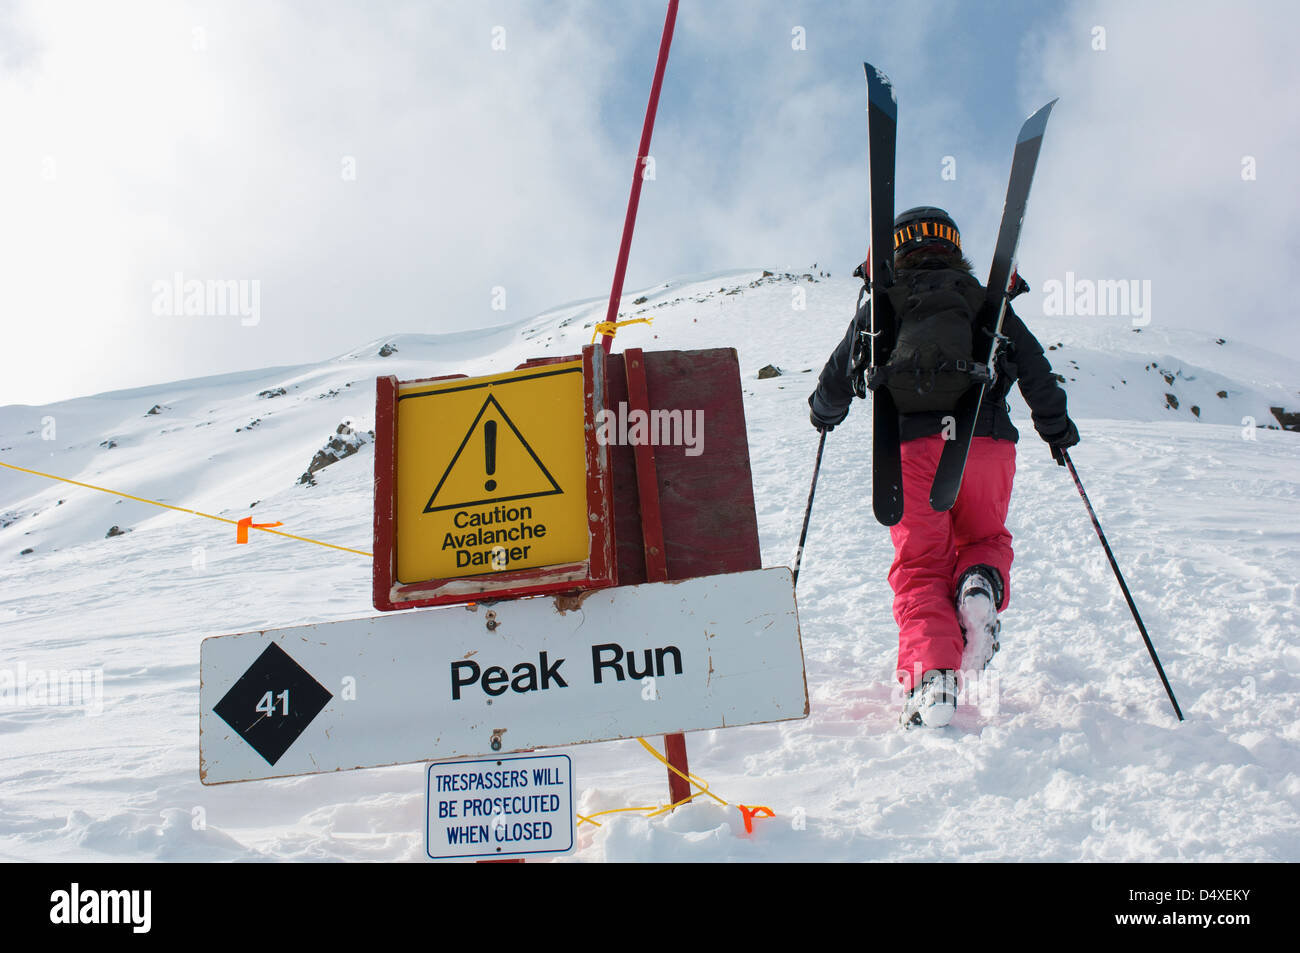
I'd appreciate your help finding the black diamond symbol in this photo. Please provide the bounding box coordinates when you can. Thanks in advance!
[213,642,333,766]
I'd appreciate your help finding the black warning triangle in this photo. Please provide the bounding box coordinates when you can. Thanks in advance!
[424,394,563,512]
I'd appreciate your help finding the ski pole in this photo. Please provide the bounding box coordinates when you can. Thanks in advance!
[792,429,827,589]
[1056,447,1184,721]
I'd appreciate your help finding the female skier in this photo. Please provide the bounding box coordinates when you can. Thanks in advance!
[808,206,1079,727]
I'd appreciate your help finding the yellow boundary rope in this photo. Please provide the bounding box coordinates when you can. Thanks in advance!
[575,737,738,828]
[0,460,372,558]
[574,806,658,828]
[591,316,654,345]
[636,736,729,807]
[2,461,773,833]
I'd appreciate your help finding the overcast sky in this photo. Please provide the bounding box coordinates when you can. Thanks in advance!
[1,0,1296,406]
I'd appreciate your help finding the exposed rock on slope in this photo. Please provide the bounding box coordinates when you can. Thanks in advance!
[298,421,375,486]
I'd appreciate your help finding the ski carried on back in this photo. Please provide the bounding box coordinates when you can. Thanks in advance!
[863,62,903,526]
[929,99,1057,512]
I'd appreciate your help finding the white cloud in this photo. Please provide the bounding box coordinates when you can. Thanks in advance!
[5,0,1289,407]
[0,0,955,406]
[0,0,633,405]
[1016,0,1300,352]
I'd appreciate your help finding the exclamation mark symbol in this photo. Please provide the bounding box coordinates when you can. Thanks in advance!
[483,419,497,492]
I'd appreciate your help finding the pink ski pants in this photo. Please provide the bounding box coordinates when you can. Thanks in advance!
[889,434,1016,691]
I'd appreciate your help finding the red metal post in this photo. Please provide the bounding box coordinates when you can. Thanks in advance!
[623,349,668,580]
[600,0,680,355]
[623,348,691,806]
[372,375,399,611]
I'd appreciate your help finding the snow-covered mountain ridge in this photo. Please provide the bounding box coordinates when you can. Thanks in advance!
[2,268,1294,557]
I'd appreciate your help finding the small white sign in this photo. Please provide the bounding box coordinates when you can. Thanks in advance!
[427,754,574,860]
[200,567,807,784]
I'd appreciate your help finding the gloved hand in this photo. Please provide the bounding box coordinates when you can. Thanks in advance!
[851,257,871,292]
[1045,418,1079,464]
[809,393,848,433]
[810,408,843,433]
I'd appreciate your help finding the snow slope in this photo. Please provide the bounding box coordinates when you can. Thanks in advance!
[1,268,1298,861]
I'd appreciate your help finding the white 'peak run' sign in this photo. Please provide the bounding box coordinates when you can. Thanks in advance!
[199,568,808,784]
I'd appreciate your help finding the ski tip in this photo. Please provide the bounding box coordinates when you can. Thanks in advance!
[928,492,957,513]
[863,62,898,117]
[1017,98,1057,143]
[873,505,903,527]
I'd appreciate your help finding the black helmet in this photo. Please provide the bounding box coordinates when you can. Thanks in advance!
[893,206,961,257]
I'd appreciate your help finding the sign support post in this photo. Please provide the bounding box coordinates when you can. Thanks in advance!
[624,347,692,806]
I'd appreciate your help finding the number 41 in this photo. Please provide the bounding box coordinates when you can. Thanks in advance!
[256,690,289,716]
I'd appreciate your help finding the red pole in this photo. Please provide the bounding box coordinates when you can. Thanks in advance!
[623,349,692,807]
[599,4,688,807]
[600,0,680,355]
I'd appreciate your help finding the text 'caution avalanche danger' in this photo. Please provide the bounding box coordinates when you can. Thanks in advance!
[395,361,588,583]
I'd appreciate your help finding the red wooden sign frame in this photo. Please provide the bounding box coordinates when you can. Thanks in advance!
[372,345,616,611]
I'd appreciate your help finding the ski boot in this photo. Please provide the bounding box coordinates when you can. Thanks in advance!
[900,669,959,728]
[957,565,1002,673]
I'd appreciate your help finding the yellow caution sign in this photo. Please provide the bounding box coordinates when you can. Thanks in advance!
[395,361,588,583]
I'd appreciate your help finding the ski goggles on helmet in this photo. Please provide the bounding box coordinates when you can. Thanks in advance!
[893,220,961,254]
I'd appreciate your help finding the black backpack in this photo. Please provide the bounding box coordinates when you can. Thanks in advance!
[874,268,989,414]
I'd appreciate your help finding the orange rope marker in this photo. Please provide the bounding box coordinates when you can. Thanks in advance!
[737,804,775,834]
[236,516,283,543]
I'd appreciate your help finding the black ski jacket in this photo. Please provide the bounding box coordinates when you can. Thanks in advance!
[809,281,1072,444]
